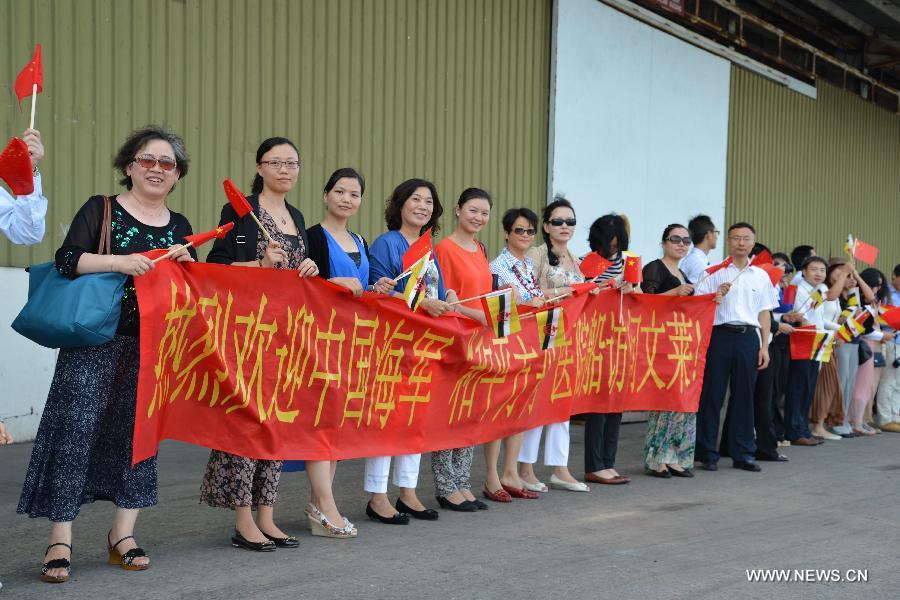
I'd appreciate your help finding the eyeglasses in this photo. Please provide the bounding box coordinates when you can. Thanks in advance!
[512,227,537,236]
[665,236,692,246]
[259,160,300,170]
[548,218,576,227]
[729,236,754,243]
[133,155,177,172]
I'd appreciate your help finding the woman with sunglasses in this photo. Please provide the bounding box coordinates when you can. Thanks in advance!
[516,197,590,493]
[202,137,317,551]
[481,208,546,502]
[18,126,195,583]
[640,224,696,478]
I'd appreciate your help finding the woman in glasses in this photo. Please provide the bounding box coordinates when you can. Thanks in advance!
[851,269,895,434]
[640,224,696,478]
[18,126,195,583]
[481,208,546,502]
[517,197,590,493]
[202,137,317,551]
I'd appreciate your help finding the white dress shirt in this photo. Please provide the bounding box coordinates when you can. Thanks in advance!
[0,174,47,245]
[695,262,779,326]
[794,279,828,330]
[680,246,710,284]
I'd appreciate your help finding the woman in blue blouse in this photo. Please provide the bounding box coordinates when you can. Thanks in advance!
[368,179,484,514]
[305,168,395,537]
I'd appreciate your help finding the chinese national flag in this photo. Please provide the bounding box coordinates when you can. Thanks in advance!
[881,306,900,330]
[402,228,432,271]
[14,44,43,107]
[579,252,613,279]
[0,137,35,195]
[782,284,797,306]
[569,282,600,295]
[704,256,733,275]
[757,262,784,287]
[789,327,818,360]
[622,253,642,284]
[852,240,878,265]
[185,221,235,248]
[750,249,773,266]
[223,179,253,218]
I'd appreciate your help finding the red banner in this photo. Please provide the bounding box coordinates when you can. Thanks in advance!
[133,262,716,464]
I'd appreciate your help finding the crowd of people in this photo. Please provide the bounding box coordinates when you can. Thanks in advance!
[2,127,898,585]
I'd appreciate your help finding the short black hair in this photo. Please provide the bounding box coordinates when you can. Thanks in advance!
[457,187,492,208]
[893,264,900,278]
[728,222,756,235]
[688,214,716,245]
[384,178,443,236]
[588,213,629,258]
[772,252,794,273]
[800,256,828,271]
[501,208,538,233]
[661,223,688,242]
[790,245,815,270]
[324,167,365,196]
[113,125,189,191]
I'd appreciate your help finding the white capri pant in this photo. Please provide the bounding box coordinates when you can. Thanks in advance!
[364,454,421,493]
[517,421,570,466]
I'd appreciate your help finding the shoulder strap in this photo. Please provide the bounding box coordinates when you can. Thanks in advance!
[97,196,112,255]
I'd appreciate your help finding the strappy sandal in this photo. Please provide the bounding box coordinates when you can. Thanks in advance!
[40,542,72,583]
[107,530,150,571]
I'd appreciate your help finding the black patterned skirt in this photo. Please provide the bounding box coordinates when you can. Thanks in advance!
[17,335,157,522]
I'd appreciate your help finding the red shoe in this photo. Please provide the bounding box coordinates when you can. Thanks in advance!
[482,485,513,502]
[501,483,540,499]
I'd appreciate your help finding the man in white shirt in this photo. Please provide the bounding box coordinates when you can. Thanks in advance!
[0,128,47,245]
[681,214,718,284]
[694,222,779,472]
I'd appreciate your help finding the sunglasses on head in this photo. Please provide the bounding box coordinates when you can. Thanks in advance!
[548,218,577,227]
[512,227,537,236]
[133,155,178,172]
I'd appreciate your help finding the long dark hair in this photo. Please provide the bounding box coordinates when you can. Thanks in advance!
[541,197,575,267]
[251,137,299,195]
[588,213,629,258]
[324,167,365,195]
[384,178,443,236]
[860,267,888,304]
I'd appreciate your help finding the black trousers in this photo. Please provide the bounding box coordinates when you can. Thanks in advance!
[769,336,790,440]
[696,327,759,464]
[584,412,622,472]
[784,359,820,441]
[720,351,779,460]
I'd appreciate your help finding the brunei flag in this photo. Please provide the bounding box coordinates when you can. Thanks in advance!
[535,306,565,350]
[481,289,521,337]
[403,251,431,312]
[806,290,824,312]
[836,309,871,342]
[790,328,835,362]
[846,288,861,309]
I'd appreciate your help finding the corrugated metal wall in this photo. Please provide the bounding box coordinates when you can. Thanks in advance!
[1,0,551,267]
[726,66,900,275]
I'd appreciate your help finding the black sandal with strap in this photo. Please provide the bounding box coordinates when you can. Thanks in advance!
[107,530,150,571]
[40,542,72,583]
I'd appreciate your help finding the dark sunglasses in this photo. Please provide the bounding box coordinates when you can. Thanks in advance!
[133,155,178,172]
[548,218,577,227]
[512,227,537,236]
[665,236,692,246]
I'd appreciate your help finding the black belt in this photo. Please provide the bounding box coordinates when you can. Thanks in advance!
[714,324,757,334]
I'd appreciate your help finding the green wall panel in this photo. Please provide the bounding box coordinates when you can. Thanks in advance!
[1,0,551,267]
[726,66,900,276]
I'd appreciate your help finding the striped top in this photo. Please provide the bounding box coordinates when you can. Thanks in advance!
[588,251,624,284]
[695,262,779,327]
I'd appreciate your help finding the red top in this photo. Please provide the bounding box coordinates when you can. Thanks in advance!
[434,237,492,309]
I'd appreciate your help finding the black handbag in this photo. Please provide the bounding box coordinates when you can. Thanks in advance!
[858,341,874,365]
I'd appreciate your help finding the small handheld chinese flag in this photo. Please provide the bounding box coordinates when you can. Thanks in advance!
[852,239,878,265]
[569,281,600,295]
[579,252,613,279]
[185,221,234,248]
[0,137,35,195]
[402,228,432,271]
[223,179,253,218]
[15,44,43,107]
[704,256,733,276]
[775,284,797,314]
[622,252,642,284]
[757,262,784,287]
[750,249,773,266]
[881,306,900,330]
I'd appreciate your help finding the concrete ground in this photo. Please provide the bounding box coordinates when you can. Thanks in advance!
[0,422,898,600]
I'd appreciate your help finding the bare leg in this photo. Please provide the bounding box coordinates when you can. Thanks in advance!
[255,505,288,538]
[109,508,149,568]
[234,505,268,543]
[484,439,502,491]
[306,460,345,525]
[43,521,73,579]
[518,461,539,484]
[368,492,399,517]
[552,466,579,483]
[500,434,525,488]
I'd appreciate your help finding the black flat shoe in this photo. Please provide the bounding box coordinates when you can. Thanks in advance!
[471,498,489,510]
[700,461,718,471]
[667,467,694,478]
[733,460,762,472]
[260,530,300,548]
[756,454,789,462]
[435,495,477,512]
[231,530,276,552]
[396,499,439,521]
[647,468,672,479]
[366,502,410,524]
